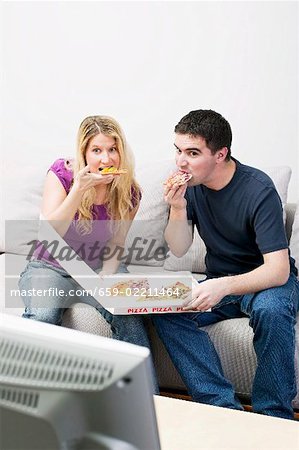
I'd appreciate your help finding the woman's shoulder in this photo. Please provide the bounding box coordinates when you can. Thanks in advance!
[48,158,74,193]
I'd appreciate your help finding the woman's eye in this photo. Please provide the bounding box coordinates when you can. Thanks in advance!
[93,148,101,153]
[110,147,117,153]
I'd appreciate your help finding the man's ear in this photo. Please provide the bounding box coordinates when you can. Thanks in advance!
[216,147,228,162]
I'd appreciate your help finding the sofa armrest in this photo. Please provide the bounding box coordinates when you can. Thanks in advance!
[285,203,297,243]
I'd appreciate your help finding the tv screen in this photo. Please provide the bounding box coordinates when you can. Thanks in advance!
[0,313,161,450]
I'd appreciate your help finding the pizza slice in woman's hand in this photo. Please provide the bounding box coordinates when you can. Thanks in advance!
[99,166,128,175]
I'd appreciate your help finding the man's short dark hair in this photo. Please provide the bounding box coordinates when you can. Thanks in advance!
[175,110,232,160]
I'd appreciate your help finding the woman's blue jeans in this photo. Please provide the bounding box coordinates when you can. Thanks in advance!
[19,260,159,393]
[152,273,299,419]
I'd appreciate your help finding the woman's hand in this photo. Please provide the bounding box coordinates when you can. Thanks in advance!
[98,269,115,278]
[73,165,116,192]
[164,183,187,210]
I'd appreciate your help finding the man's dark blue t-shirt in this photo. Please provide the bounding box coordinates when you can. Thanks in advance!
[185,159,297,278]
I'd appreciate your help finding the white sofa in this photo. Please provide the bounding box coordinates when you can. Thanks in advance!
[1,159,299,409]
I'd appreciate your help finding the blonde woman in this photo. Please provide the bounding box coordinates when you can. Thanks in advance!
[19,116,157,388]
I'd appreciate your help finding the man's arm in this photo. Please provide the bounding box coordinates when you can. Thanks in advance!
[183,248,290,311]
[164,183,193,257]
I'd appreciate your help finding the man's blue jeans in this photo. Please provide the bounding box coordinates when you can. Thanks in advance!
[152,273,299,419]
[19,260,159,393]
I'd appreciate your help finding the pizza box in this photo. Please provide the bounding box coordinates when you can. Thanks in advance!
[33,220,202,314]
[98,271,199,315]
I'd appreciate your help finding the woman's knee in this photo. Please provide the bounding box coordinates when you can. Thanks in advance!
[19,263,77,310]
[22,307,65,325]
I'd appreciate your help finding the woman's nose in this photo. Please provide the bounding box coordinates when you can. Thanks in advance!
[100,151,110,163]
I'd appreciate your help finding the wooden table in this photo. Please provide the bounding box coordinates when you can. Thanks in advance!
[154,396,299,449]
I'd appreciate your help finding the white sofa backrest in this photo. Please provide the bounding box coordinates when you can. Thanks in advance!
[1,159,293,274]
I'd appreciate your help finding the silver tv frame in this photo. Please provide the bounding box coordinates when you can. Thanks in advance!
[0,313,161,450]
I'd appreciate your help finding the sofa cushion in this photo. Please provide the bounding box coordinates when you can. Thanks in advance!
[63,303,112,338]
[263,165,291,223]
[290,203,299,276]
[164,165,292,274]
[163,228,206,273]
[124,159,176,266]
[0,253,26,316]
[1,160,53,254]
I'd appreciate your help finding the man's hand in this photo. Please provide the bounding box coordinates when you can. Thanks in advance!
[164,182,193,257]
[164,183,187,210]
[182,278,228,311]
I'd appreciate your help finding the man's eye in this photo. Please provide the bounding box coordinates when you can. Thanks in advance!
[190,151,199,157]
[176,148,181,154]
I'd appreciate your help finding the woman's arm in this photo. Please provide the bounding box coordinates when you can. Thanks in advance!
[41,171,83,236]
[42,165,115,236]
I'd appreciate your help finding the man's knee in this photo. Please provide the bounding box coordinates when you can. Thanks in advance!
[244,286,297,318]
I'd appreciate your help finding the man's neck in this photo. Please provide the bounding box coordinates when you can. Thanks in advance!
[205,159,236,191]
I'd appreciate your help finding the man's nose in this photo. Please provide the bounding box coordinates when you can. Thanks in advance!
[177,153,187,167]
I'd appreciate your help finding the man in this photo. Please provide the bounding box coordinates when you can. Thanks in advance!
[152,109,299,419]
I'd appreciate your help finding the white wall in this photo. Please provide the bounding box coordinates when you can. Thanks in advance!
[2,1,298,201]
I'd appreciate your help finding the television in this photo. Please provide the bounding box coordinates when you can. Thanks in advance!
[0,313,161,450]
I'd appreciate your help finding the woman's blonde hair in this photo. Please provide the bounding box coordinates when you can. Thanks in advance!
[74,115,141,234]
